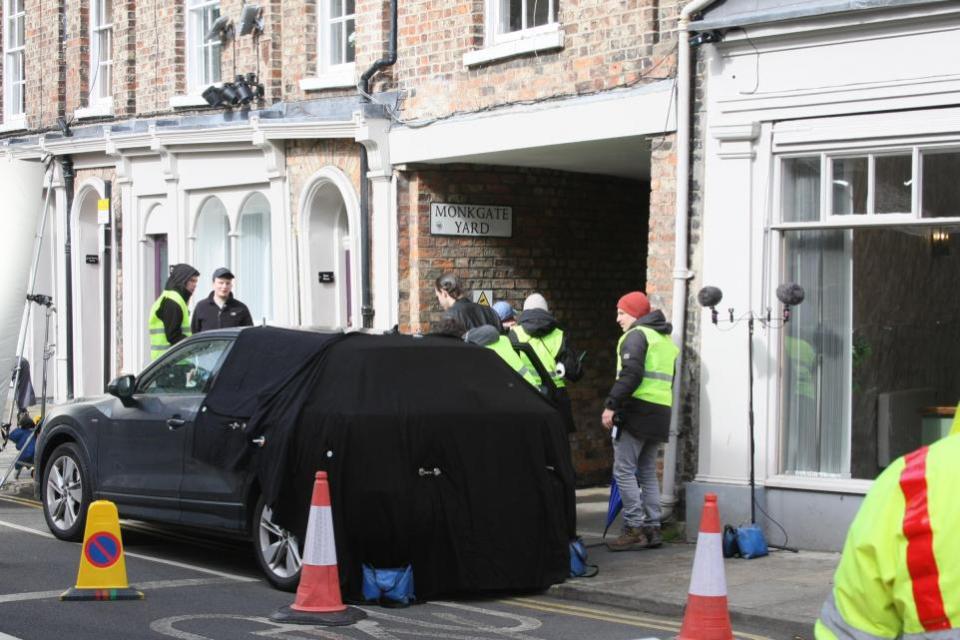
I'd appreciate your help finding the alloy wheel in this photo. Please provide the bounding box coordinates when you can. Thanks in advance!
[46,454,83,532]
[258,505,302,579]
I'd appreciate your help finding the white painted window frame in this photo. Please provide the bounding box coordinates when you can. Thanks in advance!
[90,0,113,106]
[3,0,26,126]
[186,0,222,92]
[301,0,356,91]
[78,0,114,119]
[463,0,563,67]
[772,144,960,231]
[770,139,960,483]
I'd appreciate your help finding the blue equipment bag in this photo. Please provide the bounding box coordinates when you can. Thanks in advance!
[569,538,599,578]
[736,524,769,559]
[361,564,415,607]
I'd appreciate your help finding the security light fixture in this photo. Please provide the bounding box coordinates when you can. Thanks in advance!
[219,81,241,105]
[201,73,264,109]
[201,85,226,107]
[238,4,264,37]
[689,30,722,47]
[206,15,235,44]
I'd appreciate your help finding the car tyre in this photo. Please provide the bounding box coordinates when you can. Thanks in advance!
[252,494,302,591]
[41,442,92,542]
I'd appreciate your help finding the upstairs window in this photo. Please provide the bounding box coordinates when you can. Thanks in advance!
[495,0,556,39]
[320,0,355,73]
[90,0,113,105]
[4,0,25,119]
[465,0,562,67]
[187,0,222,91]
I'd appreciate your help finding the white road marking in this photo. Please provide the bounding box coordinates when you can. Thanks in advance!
[0,578,238,604]
[0,631,25,640]
[0,518,259,583]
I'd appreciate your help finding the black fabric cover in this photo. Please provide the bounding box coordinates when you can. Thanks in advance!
[195,327,575,601]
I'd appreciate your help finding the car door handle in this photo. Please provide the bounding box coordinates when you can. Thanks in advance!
[166,417,186,430]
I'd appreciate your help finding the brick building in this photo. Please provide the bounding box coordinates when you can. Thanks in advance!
[1,1,690,492]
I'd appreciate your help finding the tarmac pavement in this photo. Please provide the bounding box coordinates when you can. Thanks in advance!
[0,442,834,638]
[558,487,839,639]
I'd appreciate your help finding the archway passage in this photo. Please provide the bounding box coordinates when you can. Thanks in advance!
[305,180,354,329]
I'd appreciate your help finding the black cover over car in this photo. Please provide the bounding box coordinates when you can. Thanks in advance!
[195,327,576,601]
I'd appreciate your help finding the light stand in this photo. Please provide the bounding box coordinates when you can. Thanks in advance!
[698,284,803,552]
[0,296,55,490]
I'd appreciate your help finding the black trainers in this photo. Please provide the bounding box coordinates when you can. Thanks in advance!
[643,526,663,548]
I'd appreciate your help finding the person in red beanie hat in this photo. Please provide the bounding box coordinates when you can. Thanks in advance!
[601,291,679,551]
[616,292,651,320]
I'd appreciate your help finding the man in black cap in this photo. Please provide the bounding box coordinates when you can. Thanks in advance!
[190,267,254,333]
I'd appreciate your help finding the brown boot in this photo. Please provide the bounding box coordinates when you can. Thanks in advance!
[607,526,649,552]
[643,526,663,548]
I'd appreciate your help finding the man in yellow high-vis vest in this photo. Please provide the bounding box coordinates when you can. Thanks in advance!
[601,291,678,552]
[815,432,960,638]
[148,263,199,361]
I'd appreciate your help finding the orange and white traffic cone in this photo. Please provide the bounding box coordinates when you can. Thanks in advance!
[271,471,366,626]
[678,493,734,640]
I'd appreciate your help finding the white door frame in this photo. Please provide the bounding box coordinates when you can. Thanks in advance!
[297,167,361,328]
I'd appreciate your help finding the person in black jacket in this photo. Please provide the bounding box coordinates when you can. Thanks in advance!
[509,293,584,433]
[190,267,254,333]
[434,272,502,331]
[601,292,678,552]
[149,264,200,360]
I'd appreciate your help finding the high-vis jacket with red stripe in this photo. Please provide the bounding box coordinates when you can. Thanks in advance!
[815,434,960,639]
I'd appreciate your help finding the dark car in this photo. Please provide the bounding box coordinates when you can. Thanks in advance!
[34,328,303,590]
[35,326,577,600]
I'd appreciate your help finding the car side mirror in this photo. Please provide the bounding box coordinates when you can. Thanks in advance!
[107,374,136,406]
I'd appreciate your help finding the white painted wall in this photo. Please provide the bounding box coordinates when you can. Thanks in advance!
[697,7,960,496]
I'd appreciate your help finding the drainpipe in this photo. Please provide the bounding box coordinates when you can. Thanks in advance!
[357,0,397,330]
[59,155,75,399]
[660,0,717,521]
[103,180,112,391]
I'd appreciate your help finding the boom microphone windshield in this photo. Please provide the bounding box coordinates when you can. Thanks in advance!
[697,286,723,308]
[776,283,805,307]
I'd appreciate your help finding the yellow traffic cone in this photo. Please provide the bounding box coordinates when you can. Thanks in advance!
[61,500,143,601]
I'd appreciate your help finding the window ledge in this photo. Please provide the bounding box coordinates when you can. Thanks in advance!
[764,474,874,495]
[463,26,564,67]
[300,66,356,91]
[75,103,114,120]
[169,94,210,109]
[0,114,27,133]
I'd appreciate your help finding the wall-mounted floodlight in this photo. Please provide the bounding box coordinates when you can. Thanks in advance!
[238,4,264,37]
[206,15,235,44]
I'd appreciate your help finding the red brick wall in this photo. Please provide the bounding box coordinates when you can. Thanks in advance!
[398,164,650,483]
[2,0,684,128]
[391,0,680,120]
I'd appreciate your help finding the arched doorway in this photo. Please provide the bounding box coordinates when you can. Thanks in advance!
[299,169,359,329]
[72,184,104,397]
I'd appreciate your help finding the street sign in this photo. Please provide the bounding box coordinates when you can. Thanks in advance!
[84,531,121,568]
[97,198,110,225]
[430,203,512,238]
